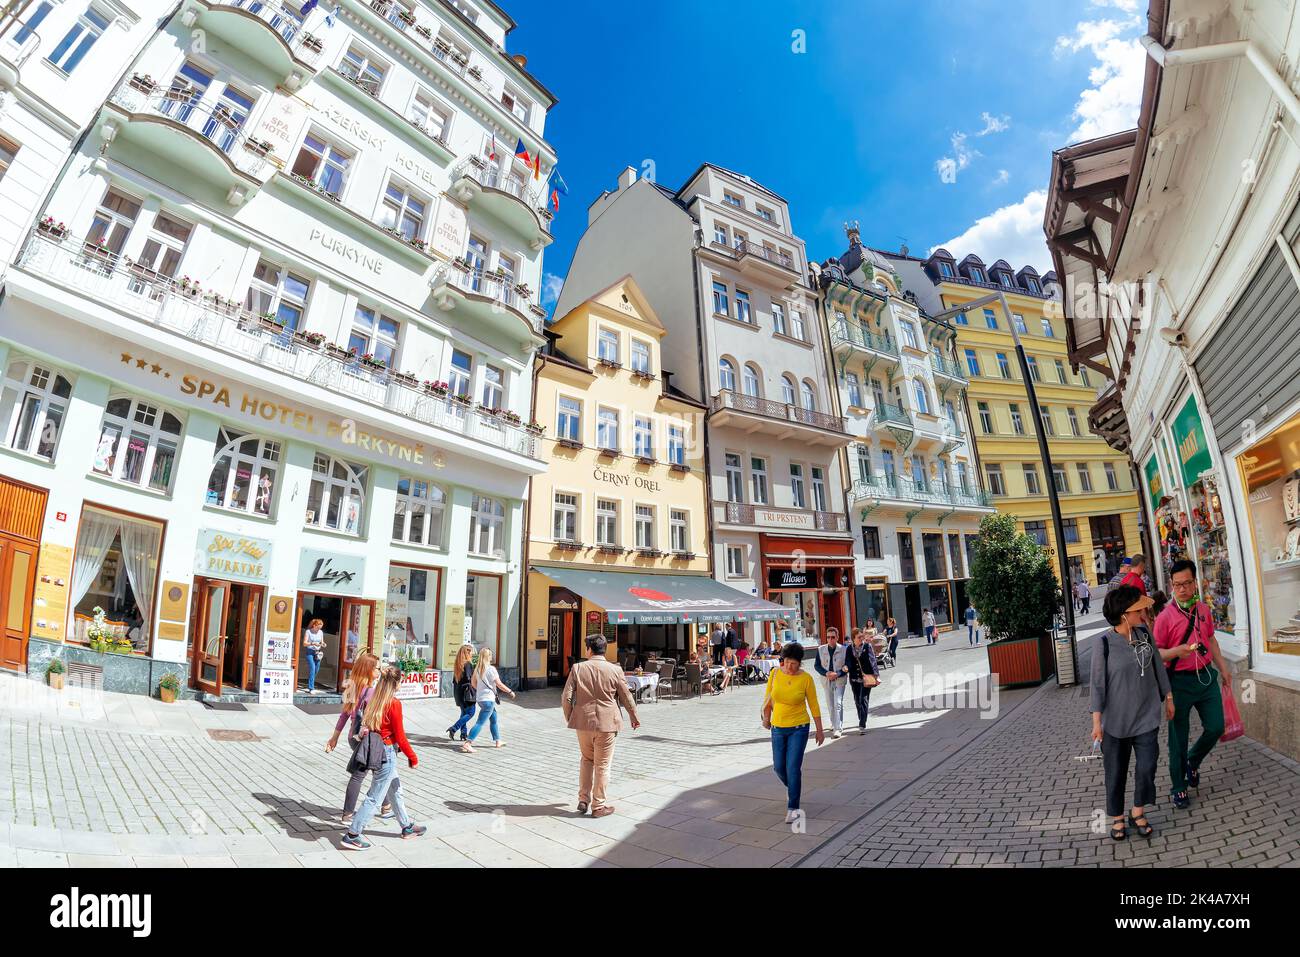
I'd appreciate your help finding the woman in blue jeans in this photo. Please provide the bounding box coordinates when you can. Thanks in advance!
[760,644,825,823]
[460,647,516,754]
[447,645,477,741]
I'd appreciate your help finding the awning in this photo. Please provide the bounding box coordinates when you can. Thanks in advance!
[534,567,791,624]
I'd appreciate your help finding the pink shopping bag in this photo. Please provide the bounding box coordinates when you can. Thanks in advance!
[1221,685,1244,742]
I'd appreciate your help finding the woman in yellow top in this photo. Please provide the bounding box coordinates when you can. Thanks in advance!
[761,644,826,823]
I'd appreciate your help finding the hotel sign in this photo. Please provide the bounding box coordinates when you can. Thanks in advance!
[752,508,816,530]
[593,467,661,492]
[194,529,272,585]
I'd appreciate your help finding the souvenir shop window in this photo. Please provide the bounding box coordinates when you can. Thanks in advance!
[1238,413,1300,656]
[1187,474,1234,633]
[1153,495,1191,586]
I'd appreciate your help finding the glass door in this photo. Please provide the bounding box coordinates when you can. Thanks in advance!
[241,587,263,692]
[466,236,488,292]
[339,598,374,690]
[192,578,231,696]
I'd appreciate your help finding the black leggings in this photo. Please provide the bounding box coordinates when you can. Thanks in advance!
[850,680,872,729]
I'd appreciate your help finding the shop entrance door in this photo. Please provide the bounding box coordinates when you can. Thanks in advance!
[295,593,343,692]
[0,478,46,672]
[218,583,264,692]
[546,609,576,684]
[339,598,375,690]
[192,579,231,696]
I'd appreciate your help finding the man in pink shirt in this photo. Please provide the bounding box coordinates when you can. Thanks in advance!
[1152,559,1232,810]
[1119,554,1148,595]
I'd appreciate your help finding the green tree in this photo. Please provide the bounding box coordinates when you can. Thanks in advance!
[967,513,1059,642]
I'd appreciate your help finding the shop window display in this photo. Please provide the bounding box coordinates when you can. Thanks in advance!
[1238,414,1300,656]
[385,564,439,664]
[1187,474,1234,633]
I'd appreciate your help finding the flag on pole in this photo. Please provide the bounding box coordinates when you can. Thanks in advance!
[488,132,497,161]
[324,3,339,27]
[513,138,530,164]
[549,168,569,212]
[300,0,318,14]
[531,151,542,181]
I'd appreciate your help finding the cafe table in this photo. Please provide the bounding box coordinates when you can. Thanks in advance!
[624,670,660,702]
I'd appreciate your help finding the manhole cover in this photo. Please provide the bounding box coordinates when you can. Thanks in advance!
[207,729,261,742]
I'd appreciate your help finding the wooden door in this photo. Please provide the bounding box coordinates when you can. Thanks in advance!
[240,587,263,691]
[0,538,38,671]
[192,579,230,696]
[561,611,576,677]
[339,598,374,691]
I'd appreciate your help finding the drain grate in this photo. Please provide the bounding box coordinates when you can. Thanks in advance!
[206,729,261,742]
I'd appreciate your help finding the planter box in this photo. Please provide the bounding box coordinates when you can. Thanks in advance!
[159,686,177,703]
[48,672,64,690]
[986,632,1057,689]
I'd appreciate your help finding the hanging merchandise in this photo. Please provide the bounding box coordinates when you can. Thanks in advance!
[1187,474,1234,633]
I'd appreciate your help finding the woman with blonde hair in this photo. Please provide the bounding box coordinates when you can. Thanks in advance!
[341,666,426,850]
[447,644,477,741]
[460,646,516,753]
[326,652,393,826]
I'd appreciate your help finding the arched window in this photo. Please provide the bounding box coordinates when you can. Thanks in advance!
[305,452,367,534]
[913,379,930,414]
[718,357,737,392]
[781,375,797,405]
[469,494,505,556]
[207,427,281,516]
[800,380,816,411]
[1,357,72,461]
[742,363,761,397]
[393,477,446,547]
[92,395,183,492]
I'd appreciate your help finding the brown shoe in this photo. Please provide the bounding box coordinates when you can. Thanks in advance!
[576,801,588,814]
[591,806,616,818]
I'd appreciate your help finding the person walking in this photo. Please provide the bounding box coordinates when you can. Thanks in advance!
[460,646,516,753]
[1079,578,1092,615]
[884,617,900,662]
[922,608,937,645]
[761,644,825,823]
[1090,586,1173,840]
[965,604,979,645]
[561,634,640,817]
[340,667,427,850]
[846,629,880,735]
[1120,555,1148,595]
[446,644,477,741]
[812,627,848,738]
[303,618,326,694]
[710,622,726,665]
[326,651,394,827]
[1153,559,1231,810]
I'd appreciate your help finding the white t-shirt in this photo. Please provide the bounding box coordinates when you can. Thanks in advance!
[476,664,500,703]
[305,628,325,655]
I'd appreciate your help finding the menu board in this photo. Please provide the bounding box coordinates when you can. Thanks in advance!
[259,667,294,705]
[31,543,72,641]
[441,604,465,669]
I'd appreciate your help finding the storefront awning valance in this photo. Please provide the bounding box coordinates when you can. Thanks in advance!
[535,567,791,624]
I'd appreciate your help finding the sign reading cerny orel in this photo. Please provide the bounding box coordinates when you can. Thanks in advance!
[194,529,272,585]
[297,548,366,596]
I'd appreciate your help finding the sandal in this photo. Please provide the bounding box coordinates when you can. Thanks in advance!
[1109,818,1127,841]
[1171,789,1190,810]
[460,743,475,754]
[1128,813,1154,838]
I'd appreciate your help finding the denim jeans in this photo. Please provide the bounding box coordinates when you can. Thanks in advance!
[967,623,976,644]
[449,703,476,734]
[344,766,396,816]
[467,700,499,742]
[850,679,871,729]
[771,724,810,810]
[305,652,320,691]
[822,677,845,732]
[349,744,411,836]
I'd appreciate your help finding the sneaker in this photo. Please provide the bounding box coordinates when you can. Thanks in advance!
[340,833,371,851]
[832,729,842,739]
[1187,766,1200,788]
[784,809,800,824]
[379,803,393,819]
[859,726,867,735]
[400,823,427,840]
[1171,789,1191,810]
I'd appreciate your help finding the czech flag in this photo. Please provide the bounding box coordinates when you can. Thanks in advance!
[513,138,530,165]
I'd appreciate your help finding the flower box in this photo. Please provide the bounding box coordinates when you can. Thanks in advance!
[449,257,472,273]
[414,25,432,39]
[360,355,387,371]
[398,10,416,26]
[244,139,273,159]
[637,456,657,466]
[257,313,285,332]
[323,342,352,361]
[557,438,583,451]
[525,423,545,436]
[671,551,696,560]
[597,447,620,458]
[38,218,68,238]
[129,73,156,94]
[300,32,323,52]
[555,541,584,552]
[985,632,1056,689]
[391,371,418,387]
[597,358,622,371]
[636,548,663,559]
[631,369,656,381]
[597,545,623,556]
[669,463,691,474]
[296,331,327,349]
[448,393,473,406]
[422,380,450,397]
[467,66,483,80]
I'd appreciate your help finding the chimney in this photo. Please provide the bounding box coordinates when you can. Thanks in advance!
[844,219,861,248]
[511,53,527,69]
[617,166,638,191]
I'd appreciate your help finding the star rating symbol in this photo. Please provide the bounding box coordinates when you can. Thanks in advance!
[120,352,132,364]
[135,358,147,369]
[150,363,162,375]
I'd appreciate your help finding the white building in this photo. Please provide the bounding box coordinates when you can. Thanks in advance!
[1045,0,1300,759]
[555,164,854,648]
[0,0,558,700]
[816,228,992,637]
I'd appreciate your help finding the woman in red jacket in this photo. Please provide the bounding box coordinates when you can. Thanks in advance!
[341,667,427,850]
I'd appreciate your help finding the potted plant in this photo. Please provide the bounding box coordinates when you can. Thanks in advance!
[524,421,544,436]
[87,606,113,653]
[297,330,327,349]
[179,275,202,298]
[109,635,134,655]
[38,216,68,239]
[46,658,65,690]
[422,380,449,397]
[158,671,180,703]
[967,513,1060,688]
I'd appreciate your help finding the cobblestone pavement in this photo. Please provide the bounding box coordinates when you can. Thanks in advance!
[800,619,1300,868]
[1,633,1025,868]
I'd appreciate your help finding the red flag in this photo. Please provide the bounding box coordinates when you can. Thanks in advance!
[550,188,559,211]
[488,132,497,161]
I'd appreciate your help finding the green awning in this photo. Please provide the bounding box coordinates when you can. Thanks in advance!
[535,567,791,624]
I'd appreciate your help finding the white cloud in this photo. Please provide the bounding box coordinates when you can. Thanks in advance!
[932,189,1052,272]
[1056,13,1147,143]
[977,111,1010,136]
[992,169,1010,186]
[541,272,563,306]
[935,131,978,182]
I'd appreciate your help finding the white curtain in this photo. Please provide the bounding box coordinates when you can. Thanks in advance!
[69,511,120,613]
[118,517,161,647]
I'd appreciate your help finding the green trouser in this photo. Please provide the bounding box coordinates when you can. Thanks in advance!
[1167,667,1225,793]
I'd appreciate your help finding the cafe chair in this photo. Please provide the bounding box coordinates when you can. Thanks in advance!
[656,661,676,701]
[683,663,703,699]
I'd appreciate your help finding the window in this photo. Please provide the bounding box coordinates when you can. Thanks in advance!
[723,192,743,208]
[998,271,1013,289]
[954,307,968,324]
[964,348,981,377]
[882,450,897,487]
[712,280,729,316]
[1076,463,1093,492]
[983,308,998,330]
[86,189,140,256]
[1062,518,1080,544]
[985,464,1005,496]
[970,267,985,283]
[245,259,310,331]
[437,352,470,403]
[634,416,653,458]
[771,301,787,335]
[846,372,862,408]
[478,365,505,411]
[500,85,531,123]
[1080,366,1092,388]
[1024,520,1048,546]
[977,401,993,434]
[1022,463,1041,495]
[12,1,53,46]
[956,461,970,492]
[713,223,729,246]
[409,89,450,141]
[596,408,619,451]
[1013,313,1028,334]
[631,339,651,374]
[469,495,505,556]
[899,531,916,580]
[789,464,806,508]
[668,424,685,465]
[1053,464,1069,494]
[811,467,827,511]
[742,363,761,397]
[855,444,872,483]
[1104,462,1119,491]
[206,85,254,154]
[206,427,280,516]
[735,289,752,324]
[291,133,351,196]
[556,396,581,441]
[948,533,964,578]
[781,375,797,405]
[899,321,919,349]
[596,499,618,546]
[1067,407,1081,436]
[939,261,955,278]
[380,180,426,241]
[1,358,71,460]
[750,456,768,504]
[718,357,737,393]
[996,352,1012,379]
[912,379,930,414]
[1041,317,1055,337]
[1026,355,1040,382]
[92,396,183,492]
[790,310,806,341]
[596,328,619,364]
[635,505,655,548]
[726,545,745,577]
[911,454,929,492]
[392,477,445,546]
[922,532,947,579]
[861,526,882,560]
[871,378,885,410]
[725,452,743,503]
[305,452,367,534]
[670,510,689,552]
[47,4,110,73]
[1055,359,1069,384]
[132,213,192,284]
[1039,405,1055,436]
[1027,277,1041,294]
[800,381,816,411]
[756,205,774,222]
[349,306,400,367]
[1009,404,1025,436]
[552,492,578,542]
[71,505,163,652]
[0,135,17,184]
[340,44,386,95]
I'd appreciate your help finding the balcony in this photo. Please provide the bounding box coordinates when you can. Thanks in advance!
[930,353,968,383]
[829,318,899,362]
[429,261,547,349]
[708,390,849,447]
[14,227,543,463]
[849,476,992,511]
[103,81,270,205]
[705,240,800,290]
[449,157,553,249]
[180,0,322,90]
[717,502,848,534]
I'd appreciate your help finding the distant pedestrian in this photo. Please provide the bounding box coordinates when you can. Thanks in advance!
[447,644,476,741]
[884,617,900,662]
[460,646,516,753]
[710,623,726,665]
[562,634,640,817]
[813,627,848,738]
[341,667,427,850]
[761,644,825,823]
[326,651,393,827]
[726,623,741,654]
[923,609,937,644]
[1079,579,1092,615]
[1120,555,1148,595]
[965,605,978,645]
[846,629,880,735]
[303,618,326,694]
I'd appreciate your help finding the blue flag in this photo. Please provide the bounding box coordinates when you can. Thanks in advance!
[549,169,569,196]
[300,0,317,14]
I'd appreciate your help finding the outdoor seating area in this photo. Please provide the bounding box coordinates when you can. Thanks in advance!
[621,652,786,702]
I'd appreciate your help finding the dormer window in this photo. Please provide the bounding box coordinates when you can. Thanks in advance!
[998,272,1013,288]
[939,261,954,278]
[969,267,985,283]
[1026,277,1041,294]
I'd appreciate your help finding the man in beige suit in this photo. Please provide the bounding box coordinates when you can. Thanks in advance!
[561,634,640,817]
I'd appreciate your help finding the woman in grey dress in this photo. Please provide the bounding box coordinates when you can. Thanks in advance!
[1090,585,1174,840]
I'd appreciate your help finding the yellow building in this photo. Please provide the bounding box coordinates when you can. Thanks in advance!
[884,250,1144,587]
[524,276,783,687]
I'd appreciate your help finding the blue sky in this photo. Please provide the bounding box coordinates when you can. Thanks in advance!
[506,0,1147,307]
